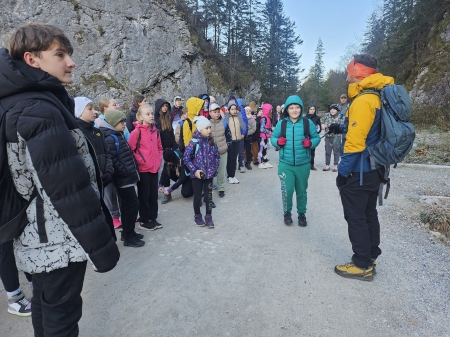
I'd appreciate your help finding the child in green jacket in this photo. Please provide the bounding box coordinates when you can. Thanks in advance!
[270,95,321,226]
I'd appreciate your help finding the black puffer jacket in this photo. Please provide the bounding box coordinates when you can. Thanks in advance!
[76,118,114,176]
[126,106,138,132]
[99,120,140,187]
[305,104,322,134]
[0,47,119,274]
[155,99,177,150]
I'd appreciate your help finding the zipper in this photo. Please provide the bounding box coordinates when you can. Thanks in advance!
[292,121,295,165]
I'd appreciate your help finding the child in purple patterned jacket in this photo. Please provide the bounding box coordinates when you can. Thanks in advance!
[184,116,220,228]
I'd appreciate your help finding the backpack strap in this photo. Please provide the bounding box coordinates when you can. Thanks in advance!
[110,134,120,154]
[303,117,310,139]
[280,119,287,138]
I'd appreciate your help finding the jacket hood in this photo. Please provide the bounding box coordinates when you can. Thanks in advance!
[186,97,204,119]
[0,48,73,106]
[197,94,210,102]
[227,94,238,103]
[155,99,171,117]
[173,96,182,106]
[348,73,395,99]
[284,95,304,113]
[236,98,245,108]
[261,103,272,118]
[98,118,116,132]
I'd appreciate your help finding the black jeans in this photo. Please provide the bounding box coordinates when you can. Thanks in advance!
[227,141,240,178]
[192,178,213,215]
[32,261,87,337]
[338,170,382,268]
[117,185,139,238]
[0,240,32,292]
[244,138,253,164]
[310,148,316,166]
[137,172,158,223]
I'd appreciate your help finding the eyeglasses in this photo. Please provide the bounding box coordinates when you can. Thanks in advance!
[120,119,126,124]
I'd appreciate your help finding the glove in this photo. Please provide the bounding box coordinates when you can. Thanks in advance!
[102,171,113,187]
[328,123,341,134]
[277,137,287,146]
[336,174,347,188]
[302,138,312,148]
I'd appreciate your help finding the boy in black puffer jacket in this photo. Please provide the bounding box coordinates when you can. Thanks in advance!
[100,110,144,248]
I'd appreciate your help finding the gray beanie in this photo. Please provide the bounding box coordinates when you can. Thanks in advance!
[105,110,126,127]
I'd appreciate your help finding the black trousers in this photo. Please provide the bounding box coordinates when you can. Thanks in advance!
[0,240,32,292]
[338,170,382,268]
[244,138,253,164]
[32,261,87,337]
[227,141,240,178]
[192,178,213,215]
[137,172,159,223]
[117,185,139,238]
[310,148,316,166]
[160,165,194,198]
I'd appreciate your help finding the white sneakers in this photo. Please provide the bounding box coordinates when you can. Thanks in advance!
[258,162,273,169]
[227,177,240,184]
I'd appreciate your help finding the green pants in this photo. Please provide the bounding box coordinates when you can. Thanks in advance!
[278,162,310,214]
[216,152,228,192]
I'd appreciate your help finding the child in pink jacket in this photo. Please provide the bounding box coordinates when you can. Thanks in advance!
[128,103,163,231]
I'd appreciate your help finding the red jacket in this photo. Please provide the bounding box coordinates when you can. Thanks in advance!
[128,122,162,173]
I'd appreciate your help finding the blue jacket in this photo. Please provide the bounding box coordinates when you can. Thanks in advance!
[236,98,248,135]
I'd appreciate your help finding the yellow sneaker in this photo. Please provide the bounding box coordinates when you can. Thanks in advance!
[371,258,377,275]
[334,262,373,281]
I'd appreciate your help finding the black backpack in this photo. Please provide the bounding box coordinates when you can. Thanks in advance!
[178,118,192,153]
[279,116,310,140]
[0,99,37,244]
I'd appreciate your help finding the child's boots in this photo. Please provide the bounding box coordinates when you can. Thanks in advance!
[204,214,215,228]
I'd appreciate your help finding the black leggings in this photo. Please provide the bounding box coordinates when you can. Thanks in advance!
[192,178,213,215]
[0,240,32,292]
[226,141,240,178]
[117,186,139,238]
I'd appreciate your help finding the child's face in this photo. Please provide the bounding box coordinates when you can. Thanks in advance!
[229,106,238,116]
[245,109,252,118]
[114,119,126,132]
[138,98,147,107]
[27,40,76,84]
[161,103,169,113]
[210,109,220,120]
[308,107,316,114]
[80,103,96,123]
[107,99,119,110]
[330,108,338,115]
[287,104,302,120]
[181,112,188,120]
[200,126,211,137]
[175,99,182,107]
[139,107,154,125]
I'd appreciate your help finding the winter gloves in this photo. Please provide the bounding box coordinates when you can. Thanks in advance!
[102,170,113,187]
[277,137,287,146]
[302,138,312,148]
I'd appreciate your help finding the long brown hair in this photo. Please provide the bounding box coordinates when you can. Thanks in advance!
[160,104,172,132]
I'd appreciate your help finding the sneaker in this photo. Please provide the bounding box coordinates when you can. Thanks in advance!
[265,162,274,168]
[120,230,144,241]
[323,166,330,171]
[113,218,122,229]
[7,291,31,317]
[311,165,317,171]
[332,166,338,172]
[161,193,172,204]
[245,163,252,170]
[232,177,240,184]
[152,219,163,229]
[123,235,145,247]
[213,184,217,190]
[227,177,235,184]
[218,191,225,198]
[194,214,205,227]
[139,221,158,231]
[258,162,267,169]
[284,212,293,225]
[334,262,374,281]
[239,166,246,173]
[205,214,215,228]
[210,201,216,208]
[298,213,307,227]
[253,162,259,166]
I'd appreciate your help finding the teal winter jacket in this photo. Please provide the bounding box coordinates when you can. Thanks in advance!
[270,95,321,166]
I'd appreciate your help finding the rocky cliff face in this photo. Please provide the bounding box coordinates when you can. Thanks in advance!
[0,0,260,108]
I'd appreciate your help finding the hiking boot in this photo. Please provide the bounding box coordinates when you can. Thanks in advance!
[139,221,158,231]
[161,193,172,204]
[245,163,252,170]
[372,258,377,275]
[7,291,31,317]
[205,214,215,228]
[334,262,373,281]
[239,166,246,173]
[284,212,293,225]
[123,235,145,247]
[120,230,144,241]
[152,219,163,229]
[194,214,205,227]
[298,213,307,227]
[219,191,225,198]
[113,218,122,229]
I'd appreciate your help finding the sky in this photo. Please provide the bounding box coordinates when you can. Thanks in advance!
[282,0,381,77]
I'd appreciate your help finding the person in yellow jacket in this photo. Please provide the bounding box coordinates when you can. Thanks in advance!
[334,54,394,282]
[182,97,205,148]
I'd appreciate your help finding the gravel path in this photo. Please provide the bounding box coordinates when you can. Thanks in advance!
[1,143,449,337]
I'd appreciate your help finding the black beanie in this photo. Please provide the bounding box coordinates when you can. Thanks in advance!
[163,149,180,163]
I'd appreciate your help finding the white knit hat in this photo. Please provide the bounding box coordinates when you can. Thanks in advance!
[74,97,93,118]
[193,116,211,131]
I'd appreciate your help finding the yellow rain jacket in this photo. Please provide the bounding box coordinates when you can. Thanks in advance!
[183,97,204,147]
